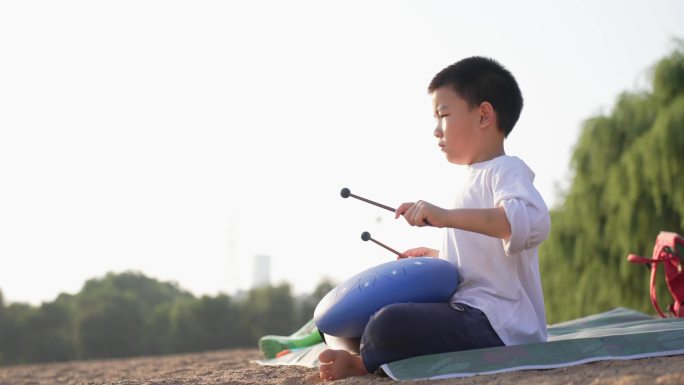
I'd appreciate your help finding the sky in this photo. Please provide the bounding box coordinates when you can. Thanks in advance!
[1,0,683,305]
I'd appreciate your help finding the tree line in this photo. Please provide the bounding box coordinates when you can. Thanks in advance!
[0,272,334,366]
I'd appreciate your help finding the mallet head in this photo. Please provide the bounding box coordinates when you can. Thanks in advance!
[361,231,371,241]
[340,188,351,198]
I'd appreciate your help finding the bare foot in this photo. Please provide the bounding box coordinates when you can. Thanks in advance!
[318,349,369,381]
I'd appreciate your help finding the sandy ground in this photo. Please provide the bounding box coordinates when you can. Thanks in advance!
[0,349,683,385]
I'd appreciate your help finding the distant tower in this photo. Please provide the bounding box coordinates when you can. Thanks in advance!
[252,254,271,288]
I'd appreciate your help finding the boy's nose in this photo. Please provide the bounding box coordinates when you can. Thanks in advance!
[434,127,443,138]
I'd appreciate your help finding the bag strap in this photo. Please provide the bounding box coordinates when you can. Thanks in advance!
[628,253,667,318]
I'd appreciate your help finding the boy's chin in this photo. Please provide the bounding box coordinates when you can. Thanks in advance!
[445,154,467,165]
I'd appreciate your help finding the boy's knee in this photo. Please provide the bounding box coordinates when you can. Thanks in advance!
[365,303,413,339]
[372,303,410,321]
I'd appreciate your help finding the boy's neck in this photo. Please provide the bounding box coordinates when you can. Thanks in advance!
[469,141,506,165]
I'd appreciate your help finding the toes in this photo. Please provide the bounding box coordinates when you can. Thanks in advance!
[318,349,336,363]
[319,362,333,381]
[318,370,333,381]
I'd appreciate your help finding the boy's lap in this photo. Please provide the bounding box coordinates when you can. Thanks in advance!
[365,302,503,351]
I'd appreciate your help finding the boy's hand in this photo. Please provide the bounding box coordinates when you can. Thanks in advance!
[395,201,446,227]
[398,247,439,259]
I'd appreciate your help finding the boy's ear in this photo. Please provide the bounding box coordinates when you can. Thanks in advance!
[478,102,495,129]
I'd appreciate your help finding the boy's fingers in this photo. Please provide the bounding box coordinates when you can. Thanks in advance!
[410,204,426,226]
[394,204,403,218]
[398,201,434,227]
[395,202,413,218]
[404,205,417,225]
[412,201,433,227]
[410,201,423,225]
[399,204,410,220]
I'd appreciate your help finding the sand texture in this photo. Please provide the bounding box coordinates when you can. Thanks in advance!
[1,348,683,385]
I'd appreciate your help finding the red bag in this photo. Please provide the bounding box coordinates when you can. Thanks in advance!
[628,232,684,318]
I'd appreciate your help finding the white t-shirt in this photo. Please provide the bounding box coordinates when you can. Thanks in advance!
[440,155,551,346]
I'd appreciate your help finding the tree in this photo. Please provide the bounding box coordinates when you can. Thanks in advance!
[540,42,684,323]
[238,283,298,345]
[165,294,242,352]
[19,298,77,362]
[76,290,145,358]
[76,271,193,356]
[0,303,34,364]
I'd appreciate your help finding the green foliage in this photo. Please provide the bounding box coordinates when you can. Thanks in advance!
[166,295,241,352]
[0,303,34,364]
[76,290,146,358]
[24,299,77,363]
[239,283,297,341]
[75,271,194,356]
[540,42,684,323]
[0,273,333,366]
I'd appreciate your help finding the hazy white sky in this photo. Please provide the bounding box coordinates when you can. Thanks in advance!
[1,1,683,305]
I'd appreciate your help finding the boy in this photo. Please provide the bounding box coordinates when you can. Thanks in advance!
[318,56,551,381]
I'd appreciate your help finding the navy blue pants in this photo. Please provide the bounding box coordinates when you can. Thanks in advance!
[358,302,504,373]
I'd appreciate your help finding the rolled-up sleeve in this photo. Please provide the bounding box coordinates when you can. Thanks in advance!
[500,198,550,255]
[492,160,551,256]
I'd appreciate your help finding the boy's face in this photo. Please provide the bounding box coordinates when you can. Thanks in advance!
[431,86,483,165]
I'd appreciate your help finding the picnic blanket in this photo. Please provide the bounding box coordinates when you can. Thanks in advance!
[256,308,684,380]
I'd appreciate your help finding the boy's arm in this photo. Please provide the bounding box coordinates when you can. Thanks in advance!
[396,201,512,240]
[441,207,511,240]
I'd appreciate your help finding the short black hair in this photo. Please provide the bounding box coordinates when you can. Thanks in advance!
[428,56,523,137]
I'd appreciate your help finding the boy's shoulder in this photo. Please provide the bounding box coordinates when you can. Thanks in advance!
[470,155,534,179]
[465,155,547,208]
